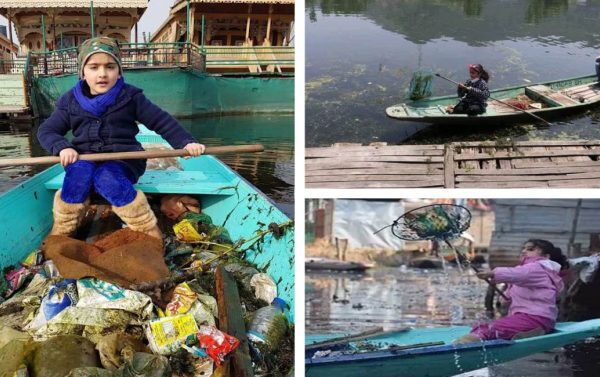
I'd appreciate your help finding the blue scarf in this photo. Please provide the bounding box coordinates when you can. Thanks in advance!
[73,77,125,117]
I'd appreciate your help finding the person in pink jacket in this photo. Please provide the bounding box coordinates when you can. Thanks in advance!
[455,239,568,344]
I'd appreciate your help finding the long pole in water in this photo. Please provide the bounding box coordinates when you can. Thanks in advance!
[444,239,509,301]
[0,145,265,167]
[434,73,553,127]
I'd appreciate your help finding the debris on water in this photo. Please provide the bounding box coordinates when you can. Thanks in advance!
[0,193,294,376]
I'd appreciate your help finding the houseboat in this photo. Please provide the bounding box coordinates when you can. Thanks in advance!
[0,0,148,52]
[151,0,294,73]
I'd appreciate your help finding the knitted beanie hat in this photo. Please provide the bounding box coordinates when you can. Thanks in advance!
[78,37,123,79]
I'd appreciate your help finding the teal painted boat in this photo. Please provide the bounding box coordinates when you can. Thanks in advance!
[386,74,600,126]
[305,319,600,377]
[0,127,295,322]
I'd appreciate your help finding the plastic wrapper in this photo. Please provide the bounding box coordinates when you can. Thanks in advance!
[197,294,218,317]
[173,219,207,242]
[31,307,137,342]
[250,273,278,303]
[21,250,43,268]
[174,213,232,245]
[165,282,198,316]
[196,326,239,367]
[4,267,31,298]
[42,260,60,279]
[26,279,78,331]
[145,313,199,355]
[76,278,153,319]
[188,301,215,326]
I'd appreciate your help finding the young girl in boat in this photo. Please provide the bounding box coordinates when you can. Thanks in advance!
[449,64,490,116]
[37,37,205,243]
[455,239,568,344]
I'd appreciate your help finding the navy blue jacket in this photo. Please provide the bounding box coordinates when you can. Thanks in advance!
[457,78,490,107]
[37,83,197,180]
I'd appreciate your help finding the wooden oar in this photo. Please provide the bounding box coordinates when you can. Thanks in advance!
[434,73,554,127]
[443,239,509,301]
[306,327,409,351]
[0,144,264,167]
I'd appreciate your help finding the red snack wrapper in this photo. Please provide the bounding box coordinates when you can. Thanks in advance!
[197,326,239,366]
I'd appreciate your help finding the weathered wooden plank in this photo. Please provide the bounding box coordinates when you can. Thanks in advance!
[455,166,600,175]
[455,149,600,161]
[305,148,443,158]
[305,161,443,171]
[459,147,480,170]
[452,140,600,147]
[306,145,443,154]
[548,179,600,187]
[306,155,444,164]
[512,160,600,169]
[456,171,600,182]
[215,266,254,377]
[307,179,444,188]
[456,181,550,188]
[307,174,443,183]
[306,167,443,176]
[444,144,455,188]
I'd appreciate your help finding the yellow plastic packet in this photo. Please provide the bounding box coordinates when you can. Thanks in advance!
[165,282,198,316]
[173,219,206,242]
[145,313,199,355]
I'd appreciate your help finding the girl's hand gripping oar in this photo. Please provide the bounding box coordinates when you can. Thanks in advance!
[0,144,265,167]
[434,73,553,127]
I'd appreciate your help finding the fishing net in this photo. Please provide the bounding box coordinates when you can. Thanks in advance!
[407,70,434,101]
[375,204,471,241]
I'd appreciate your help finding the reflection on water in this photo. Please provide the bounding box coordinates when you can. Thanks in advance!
[306,267,600,376]
[179,115,294,216]
[305,0,600,146]
[306,267,487,333]
[0,114,294,216]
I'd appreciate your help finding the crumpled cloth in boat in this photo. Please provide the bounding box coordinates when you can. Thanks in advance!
[41,228,169,288]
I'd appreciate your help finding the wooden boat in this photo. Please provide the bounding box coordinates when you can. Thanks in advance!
[0,127,295,322]
[386,74,600,126]
[305,319,600,377]
[306,257,374,272]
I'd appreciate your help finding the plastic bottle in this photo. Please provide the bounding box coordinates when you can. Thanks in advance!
[246,297,288,352]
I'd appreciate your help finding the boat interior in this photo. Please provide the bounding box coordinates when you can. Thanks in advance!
[487,82,600,115]
[391,81,600,117]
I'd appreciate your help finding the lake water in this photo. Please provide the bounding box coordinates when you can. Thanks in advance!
[306,267,600,376]
[0,114,294,216]
[305,0,600,147]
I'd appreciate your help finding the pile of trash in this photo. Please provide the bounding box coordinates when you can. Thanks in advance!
[0,194,293,377]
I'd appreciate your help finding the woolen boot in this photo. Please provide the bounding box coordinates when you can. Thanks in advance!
[50,189,89,236]
[111,190,163,244]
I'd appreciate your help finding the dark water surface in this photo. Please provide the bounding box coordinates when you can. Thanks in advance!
[306,267,600,376]
[305,0,600,147]
[0,114,294,216]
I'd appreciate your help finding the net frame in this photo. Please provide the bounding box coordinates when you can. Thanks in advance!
[408,70,434,101]
[385,204,472,241]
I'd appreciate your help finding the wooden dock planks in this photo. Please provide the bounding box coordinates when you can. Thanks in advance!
[306,141,600,188]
